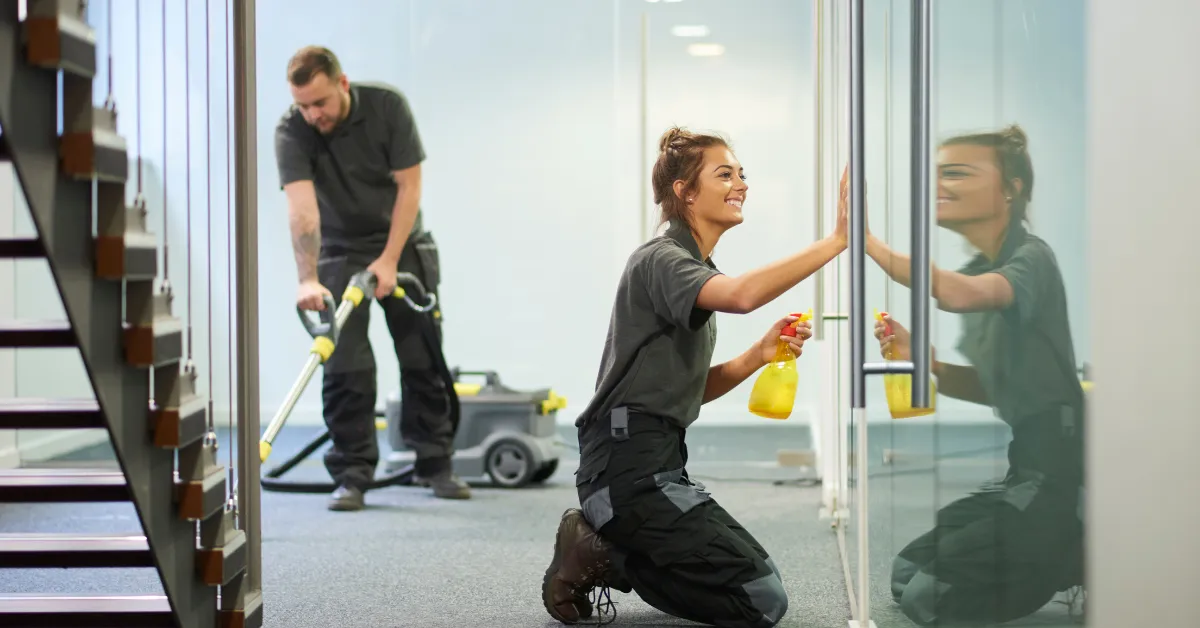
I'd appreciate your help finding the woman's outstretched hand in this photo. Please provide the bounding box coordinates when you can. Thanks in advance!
[757,314,812,365]
[834,165,850,244]
[837,164,870,240]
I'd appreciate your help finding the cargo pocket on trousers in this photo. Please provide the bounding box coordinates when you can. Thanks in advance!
[576,445,612,530]
[653,467,712,515]
[627,468,716,567]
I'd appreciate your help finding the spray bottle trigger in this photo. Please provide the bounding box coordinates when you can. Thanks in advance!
[874,309,893,335]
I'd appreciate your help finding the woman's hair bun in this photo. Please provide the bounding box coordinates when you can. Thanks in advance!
[1000,124,1028,151]
[659,126,692,154]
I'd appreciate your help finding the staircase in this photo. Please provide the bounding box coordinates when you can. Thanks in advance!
[0,2,261,627]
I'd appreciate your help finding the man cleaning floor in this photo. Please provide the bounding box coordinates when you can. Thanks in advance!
[274,45,469,510]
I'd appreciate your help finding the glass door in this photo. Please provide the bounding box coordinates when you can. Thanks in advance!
[839,0,940,625]
[845,1,1091,626]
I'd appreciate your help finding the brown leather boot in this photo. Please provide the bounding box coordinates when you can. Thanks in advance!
[542,508,614,624]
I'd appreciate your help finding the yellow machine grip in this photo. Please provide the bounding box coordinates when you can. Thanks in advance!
[392,287,406,299]
[540,391,568,415]
[259,440,272,463]
[342,285,367,307]
[310,336,336,363]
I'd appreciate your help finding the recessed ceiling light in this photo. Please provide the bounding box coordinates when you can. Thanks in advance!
[687,43,726,57]
[672,25,711,38]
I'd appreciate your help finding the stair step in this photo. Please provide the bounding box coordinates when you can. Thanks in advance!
[61,110,129,183]
[0,469,128,502]
[221,590,264,628]
[95,232,159,281]
[177,466,227,521]
[153,393,207,449]
[0,237,46,258]
[125,318,184,368]
[23,1,97,79]
[198,529,247,585]
[0,594,173,627]
[0,533,152,568]
[96,201,159,281]
[0,398,104,429]
[0,320,75,348]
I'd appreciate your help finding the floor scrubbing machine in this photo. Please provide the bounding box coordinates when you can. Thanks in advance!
[381,368,567,488]
[258,268,564,493]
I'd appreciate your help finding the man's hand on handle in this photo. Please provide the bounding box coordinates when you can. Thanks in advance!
[366,255,399,300]
[297,280,333,311]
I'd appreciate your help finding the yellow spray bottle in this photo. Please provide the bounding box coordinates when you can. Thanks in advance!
[875,309,937,419]
[748,310,812,420]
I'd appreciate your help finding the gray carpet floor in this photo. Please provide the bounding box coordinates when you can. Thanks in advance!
[0,424,848,627]
[0,422,1086,627]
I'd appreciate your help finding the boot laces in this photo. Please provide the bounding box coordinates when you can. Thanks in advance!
[586,584,616,625]
[575,562,617,625]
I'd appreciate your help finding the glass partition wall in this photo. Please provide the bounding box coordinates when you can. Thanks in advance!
[837,0,1091,626]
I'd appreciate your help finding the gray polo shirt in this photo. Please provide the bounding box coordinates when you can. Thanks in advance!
[956,223,1083,426]
[274,81,424,256]
[576,221,722,430]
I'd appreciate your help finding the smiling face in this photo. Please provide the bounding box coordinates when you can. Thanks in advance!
[935,143,1019,228]
[290,71,350,135]
[679,145,748,230]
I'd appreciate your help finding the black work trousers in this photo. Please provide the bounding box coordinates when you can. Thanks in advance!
[575,409,789,628]
[890,408,1086,626]
[317,233,456,491]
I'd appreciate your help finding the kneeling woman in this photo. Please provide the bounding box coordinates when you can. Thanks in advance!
[542,127,847,628]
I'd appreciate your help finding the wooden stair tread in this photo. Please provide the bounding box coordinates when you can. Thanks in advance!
[0,398,103,428]
[0,320,75,347]
[0,397,99,410]
[0,319,73,331]
[0,469,128,502]
[0,593,172,615]
[0,237,44,257]
[0,533,152,568]
[0,468,126,482]
[0,533,148,552]
[0,594,170,608]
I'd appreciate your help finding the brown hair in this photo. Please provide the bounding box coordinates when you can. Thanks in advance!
[287,46,343,86]
[942,124,1034,223]
[652,126,730,233]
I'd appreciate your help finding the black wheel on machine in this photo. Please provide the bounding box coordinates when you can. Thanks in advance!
[485,438,537,488]
[530,458,559,484]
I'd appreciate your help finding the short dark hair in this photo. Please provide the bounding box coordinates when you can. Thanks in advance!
[287,46,342,86]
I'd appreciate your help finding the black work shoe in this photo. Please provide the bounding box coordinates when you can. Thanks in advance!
[416,471,472,500]
[543,508,616,624]
[327,485,364,511]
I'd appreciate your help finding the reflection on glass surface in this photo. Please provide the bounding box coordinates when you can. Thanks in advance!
[861,1,1088,626]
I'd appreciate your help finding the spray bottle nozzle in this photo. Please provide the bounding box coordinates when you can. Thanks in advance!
[874,309,893,335]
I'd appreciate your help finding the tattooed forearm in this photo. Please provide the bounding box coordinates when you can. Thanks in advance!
[289,210,321,282]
